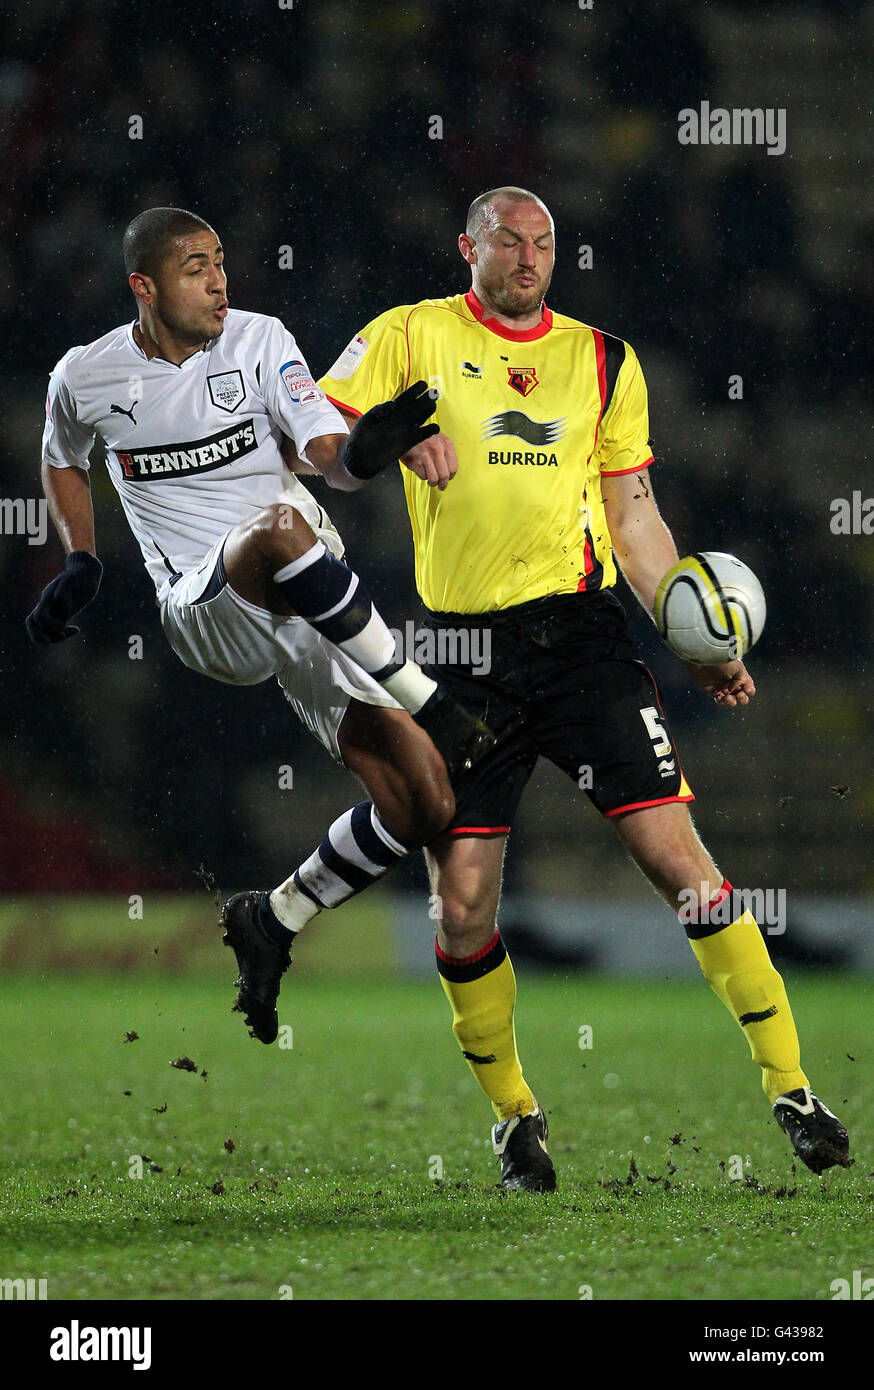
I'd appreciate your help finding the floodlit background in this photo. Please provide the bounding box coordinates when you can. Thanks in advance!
[1,0,872,973]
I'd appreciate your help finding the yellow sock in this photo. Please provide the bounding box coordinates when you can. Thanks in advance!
[684,882,809,1104]
[436,930,536,1121]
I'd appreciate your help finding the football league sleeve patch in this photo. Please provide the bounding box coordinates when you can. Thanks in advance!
[258,317,349,463]
[319,305,413,418]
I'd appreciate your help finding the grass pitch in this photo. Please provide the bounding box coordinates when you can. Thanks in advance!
[0,969,870,1301]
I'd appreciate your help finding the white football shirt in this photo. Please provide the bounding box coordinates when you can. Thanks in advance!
[42,309,349,594]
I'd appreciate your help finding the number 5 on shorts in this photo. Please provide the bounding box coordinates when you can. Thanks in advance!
[640,705,671,757]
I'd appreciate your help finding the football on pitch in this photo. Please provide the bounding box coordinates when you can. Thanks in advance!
[653,552,766,664]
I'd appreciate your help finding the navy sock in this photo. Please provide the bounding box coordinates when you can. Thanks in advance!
[273,543,401,677]
[273,541,436,712]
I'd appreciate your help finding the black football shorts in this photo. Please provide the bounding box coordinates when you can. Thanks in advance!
[420,588,693,836]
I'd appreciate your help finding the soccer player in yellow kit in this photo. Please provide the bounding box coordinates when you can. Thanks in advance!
[309,186,850,1190]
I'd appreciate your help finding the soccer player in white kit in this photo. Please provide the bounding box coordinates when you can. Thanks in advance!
[28,207,493,1043]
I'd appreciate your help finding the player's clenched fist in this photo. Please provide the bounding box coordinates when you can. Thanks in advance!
[26,550,103,645]
[342,380,440,480]
[401,431,459,490]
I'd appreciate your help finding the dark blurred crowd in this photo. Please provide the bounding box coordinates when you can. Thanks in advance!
[2,0,871,892]
[4,0,873,398]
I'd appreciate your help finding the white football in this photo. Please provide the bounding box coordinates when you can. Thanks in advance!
[653,552,766,664]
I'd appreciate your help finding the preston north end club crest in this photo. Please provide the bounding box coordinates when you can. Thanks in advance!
[207,370,245,413]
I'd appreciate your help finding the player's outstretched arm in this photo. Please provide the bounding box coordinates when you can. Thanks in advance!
[284,383,440,491]
[602,467,755,708]
[602,467,677,618]
[341,381,439,480]
[284,414,458,492]
[26,463,102,645]
[42,461,96,556]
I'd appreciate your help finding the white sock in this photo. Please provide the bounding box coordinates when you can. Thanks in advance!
[380,664,436,714]
[269,882,321,933]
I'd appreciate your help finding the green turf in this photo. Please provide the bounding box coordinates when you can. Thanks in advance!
[0,972,870,1301]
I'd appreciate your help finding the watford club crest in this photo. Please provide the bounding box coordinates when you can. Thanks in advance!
[508,366,538,397]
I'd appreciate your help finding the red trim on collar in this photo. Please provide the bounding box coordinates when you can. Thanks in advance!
[464,289,553,342]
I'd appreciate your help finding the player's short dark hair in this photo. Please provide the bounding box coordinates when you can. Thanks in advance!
[122,207,214,279]
[465,186,553,239]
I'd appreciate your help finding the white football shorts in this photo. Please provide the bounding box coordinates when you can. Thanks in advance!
[158,524,402,763]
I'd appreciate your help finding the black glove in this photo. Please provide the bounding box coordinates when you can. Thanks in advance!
[26,550,103,646]
[342,380,440,480]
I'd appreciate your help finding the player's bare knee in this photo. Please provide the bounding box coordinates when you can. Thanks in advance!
[256,502,317,565]
[434,893,493,942]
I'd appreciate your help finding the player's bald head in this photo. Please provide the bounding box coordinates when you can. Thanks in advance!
[465,187,554,241]
[123,207,215,280]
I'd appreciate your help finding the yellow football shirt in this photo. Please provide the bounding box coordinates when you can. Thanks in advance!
[319,290,654,614]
